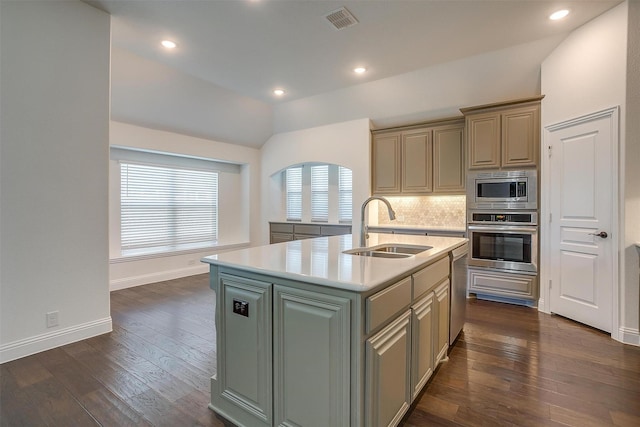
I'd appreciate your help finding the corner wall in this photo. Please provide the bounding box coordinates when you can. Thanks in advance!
[623,0,640,345]
[0,1,112,362]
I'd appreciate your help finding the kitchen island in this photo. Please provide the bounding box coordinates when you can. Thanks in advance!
[202,233,467,427]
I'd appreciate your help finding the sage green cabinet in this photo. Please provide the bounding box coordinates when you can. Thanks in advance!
[273,286,351,427]
[462,97,543,170]
[365,310,412,427]
[410,291,434,400]
[209,251,456,427]
[364,256,451,427]
[372,120,465,195]
[216,274,273,427]
[434,280,451,364]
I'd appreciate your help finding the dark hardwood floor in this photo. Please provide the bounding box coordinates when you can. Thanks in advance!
[2,274,639,426]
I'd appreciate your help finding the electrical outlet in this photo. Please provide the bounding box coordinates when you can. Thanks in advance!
[46,311,59,328]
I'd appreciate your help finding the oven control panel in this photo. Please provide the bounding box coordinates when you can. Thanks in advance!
[468,211,537,225]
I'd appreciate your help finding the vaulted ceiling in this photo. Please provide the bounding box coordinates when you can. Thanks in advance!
[90,0,621,104]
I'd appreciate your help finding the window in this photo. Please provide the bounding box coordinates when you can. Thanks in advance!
[286,167,302,221]
[283,164,352,223]
[120,162,218,256]
[311,165,329,221]
[338,166,352,223]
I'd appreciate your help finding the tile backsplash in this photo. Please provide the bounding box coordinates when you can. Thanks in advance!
[377,195,466,228]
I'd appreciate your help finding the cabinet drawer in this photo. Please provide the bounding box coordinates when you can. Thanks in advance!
[294,224,321,236]
[366,276,412,333]
[271,223,294,233]
[271,233,293,244]
[413,257,449,299]
[468,268,536,299]
[320,225,351,236]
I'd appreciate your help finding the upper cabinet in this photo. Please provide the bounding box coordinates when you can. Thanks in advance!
[372,119,465,195]
[461,96,543,170]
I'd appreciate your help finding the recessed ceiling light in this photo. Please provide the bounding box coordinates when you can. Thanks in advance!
[354,67,367,74]
[273,89,285,96]
[161,40,177,49]
[549,9,569,20]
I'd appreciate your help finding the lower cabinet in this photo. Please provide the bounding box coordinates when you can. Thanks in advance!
[211,257,452,427]
[411,292,434,400]
[217,274,273,427]
[434,280,450,364]
[365,311,412,427]
[273,286,351,427]
[364,260,451,427]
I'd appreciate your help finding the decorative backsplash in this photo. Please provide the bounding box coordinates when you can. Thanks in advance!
[377,195,466,228]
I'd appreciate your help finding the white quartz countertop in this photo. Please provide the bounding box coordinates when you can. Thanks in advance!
[201,233,467,293]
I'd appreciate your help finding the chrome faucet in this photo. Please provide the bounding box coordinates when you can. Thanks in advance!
[360,196,396,247]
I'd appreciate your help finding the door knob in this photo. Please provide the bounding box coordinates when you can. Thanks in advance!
[589,231,608,238]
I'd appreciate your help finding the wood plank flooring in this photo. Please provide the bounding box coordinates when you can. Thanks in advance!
[2,273,639,426]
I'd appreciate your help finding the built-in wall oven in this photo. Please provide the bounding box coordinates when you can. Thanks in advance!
[466,170,539,305]
[467,211,537,274]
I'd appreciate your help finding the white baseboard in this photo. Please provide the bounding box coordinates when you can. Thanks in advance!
[109,264,209,291]
[0,317,112,364]
[619,327,640,346]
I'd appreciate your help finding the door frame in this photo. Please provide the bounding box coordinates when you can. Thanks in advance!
[539,106,620,341]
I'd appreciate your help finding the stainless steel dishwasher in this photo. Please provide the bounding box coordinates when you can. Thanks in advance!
[450,243,468,344]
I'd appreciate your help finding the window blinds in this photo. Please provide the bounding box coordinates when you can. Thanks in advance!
[120,162,218,255]
[338,166,353,222]
[285,167,302,220]
[311,165,329,222]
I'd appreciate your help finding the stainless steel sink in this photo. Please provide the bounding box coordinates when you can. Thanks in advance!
[371,244,432,254]
[343,250,412,258]
[343,244,432,258]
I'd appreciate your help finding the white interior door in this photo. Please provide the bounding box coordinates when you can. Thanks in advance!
[547,109,617,333]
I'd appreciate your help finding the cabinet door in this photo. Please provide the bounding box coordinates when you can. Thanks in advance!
[411,292,434,401]
[372,132,401,194]
[501,104,539,168]
[366,310,412,427]
[274,286,351,427]
[401,129,432,193]
[434,280,450,365]
[467,112,500,169]
[217,274,272,426]
[433,124,465,193]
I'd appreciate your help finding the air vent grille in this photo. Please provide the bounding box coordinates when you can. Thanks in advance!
[324,7,358,30]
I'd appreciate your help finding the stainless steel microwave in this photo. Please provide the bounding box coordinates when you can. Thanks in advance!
[467,170,537,210]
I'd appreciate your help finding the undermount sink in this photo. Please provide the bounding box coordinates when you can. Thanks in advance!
[343,250,412,258]
[371,244,432,255]
[343,244,432,258]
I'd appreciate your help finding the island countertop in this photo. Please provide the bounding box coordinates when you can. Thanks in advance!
[201,233,467,292]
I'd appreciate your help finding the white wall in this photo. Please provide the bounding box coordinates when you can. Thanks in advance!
[541,2,638,344]
[260,119,371,244]
[623,0,640,345]
[111,47,273,148]
[108,121,261,289]
[0,1,111,362]
[273,36,564,134]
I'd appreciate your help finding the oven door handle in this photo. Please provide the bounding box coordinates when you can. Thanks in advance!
[468,225,538,233]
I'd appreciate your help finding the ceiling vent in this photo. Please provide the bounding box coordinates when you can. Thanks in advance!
[324,7,359,30]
